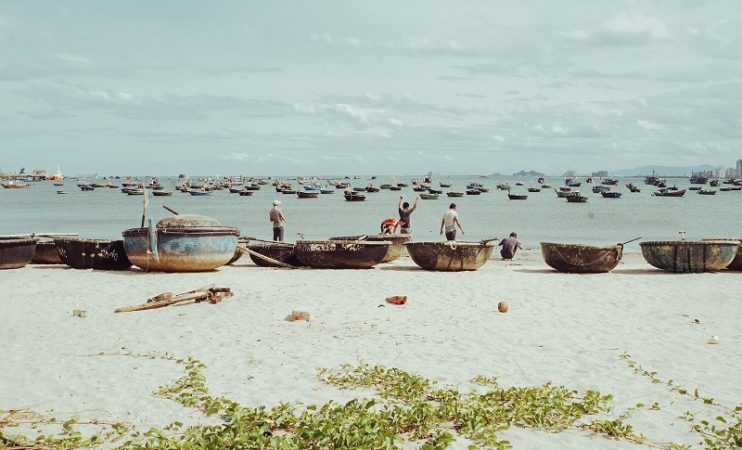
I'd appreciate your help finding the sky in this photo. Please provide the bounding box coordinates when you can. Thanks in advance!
[0,0,741,176]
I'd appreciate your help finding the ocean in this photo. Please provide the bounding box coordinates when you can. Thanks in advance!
[1,176,739,248]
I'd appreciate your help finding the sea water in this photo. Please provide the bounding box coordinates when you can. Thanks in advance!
[1,176,739,249]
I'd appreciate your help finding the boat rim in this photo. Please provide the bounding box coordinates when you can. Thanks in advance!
[640,240,740,246]
[406,241,495,247]
[540,241,622,249]
[122,227,240,236]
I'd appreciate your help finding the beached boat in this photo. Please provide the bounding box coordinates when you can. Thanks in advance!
[55,238,131,270]
[447,191,464,197]
[420,193,439,200]
[541,242,623,273]
[601,191,622,199]
[31,240,63,264]
[508,193,528,200]
[654,189,685,197]
[297,191,319,199]
[0,237,37,269]
[245,241,304,267]
[122,214,239,272]
[566,193,588,203]
[344,191,366,201]
[405,241,494,271]
[329,234,411,263]
[295,240,391,269]
[725,240,742,271]
[698,189,717,195]
[640,240,739,273]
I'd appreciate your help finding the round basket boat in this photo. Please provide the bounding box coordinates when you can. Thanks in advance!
[295,240,391,269]
[246,241,303,267]
[31,240,63,264]
[725,239,742,271]
[405,241,494,271]
[541,242,623,273]
[122,214,239,272]
[54,238,131,270]
[0,237,37,269]
[329,234,411,263]
[640,240,739,273]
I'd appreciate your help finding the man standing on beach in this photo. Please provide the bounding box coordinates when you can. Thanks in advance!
[269,200,286,241]
[440,203,464,241]
[398,195,419,235]
[499,232,522,260]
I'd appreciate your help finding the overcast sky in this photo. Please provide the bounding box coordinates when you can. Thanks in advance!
[1,1,741,176]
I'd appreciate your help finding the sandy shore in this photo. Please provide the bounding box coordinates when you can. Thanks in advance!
[2,248,741,449]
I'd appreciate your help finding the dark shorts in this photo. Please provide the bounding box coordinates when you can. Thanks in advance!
[273,226,284,241]
[445,230,456,241]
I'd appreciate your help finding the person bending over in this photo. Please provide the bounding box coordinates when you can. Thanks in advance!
[380,217,400,235]
[499,232,522,260]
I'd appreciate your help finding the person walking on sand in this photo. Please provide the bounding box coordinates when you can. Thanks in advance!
[440,203,464,241]
[499,232,522,260]
[269,200,286,241]
[398,195,419,235]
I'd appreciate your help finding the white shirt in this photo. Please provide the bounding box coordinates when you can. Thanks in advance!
[442,209,458,232]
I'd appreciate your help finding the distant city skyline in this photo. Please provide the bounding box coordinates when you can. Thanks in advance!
[1,1,741,175]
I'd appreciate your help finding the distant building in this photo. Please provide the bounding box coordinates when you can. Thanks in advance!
[563,170,577,177]
[725,167,736,179]
[736,159,742,177]
[592,170,608,177]
[31,169,47,178]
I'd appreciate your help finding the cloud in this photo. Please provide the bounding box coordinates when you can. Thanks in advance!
[0,15,19,44]
[561,12,670,45]
[309,32,482,58]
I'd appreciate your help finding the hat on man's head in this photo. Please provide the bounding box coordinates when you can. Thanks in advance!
[273,200,281,206]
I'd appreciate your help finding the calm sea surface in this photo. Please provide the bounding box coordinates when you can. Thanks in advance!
[1,176,740,248]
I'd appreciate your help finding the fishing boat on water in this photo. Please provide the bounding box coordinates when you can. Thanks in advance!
[626,183,641,193]
[238,191,253,196]
[640,240,739,273]
[122,214,239,272]
[698,189,716,195]
[508,192,528,200]
[654,189,685,197]
[447,191,464,197]
[405,241,495,271]
[527,187,541,193]
[152,189,172,196]
[541,242,623,273]
[592,185,610,193]
[344,191,366,201]
[439,182,451,188]
[466,189,481,195]
[420,193,439,200]
[601,191,622,199]
[295,240,392,269]
[297,191,319,199]
[566,193,588,203]
[1,181,31,189]
[554,188,574,198]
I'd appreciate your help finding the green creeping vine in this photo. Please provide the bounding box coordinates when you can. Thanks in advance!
[1,352,737,449]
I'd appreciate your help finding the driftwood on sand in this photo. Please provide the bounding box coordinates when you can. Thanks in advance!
[114,285,233,313]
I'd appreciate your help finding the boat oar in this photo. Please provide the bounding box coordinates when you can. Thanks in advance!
[237,244,300,269]
[619,237,642,246]
[163,205,179,215]
[479,237,499,245]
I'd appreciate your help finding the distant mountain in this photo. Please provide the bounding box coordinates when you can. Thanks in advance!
[610,164,717,177]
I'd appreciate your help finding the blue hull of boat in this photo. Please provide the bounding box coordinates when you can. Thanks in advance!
[122,229,238,272]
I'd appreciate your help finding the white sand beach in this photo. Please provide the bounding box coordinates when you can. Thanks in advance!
[2,249,741,449]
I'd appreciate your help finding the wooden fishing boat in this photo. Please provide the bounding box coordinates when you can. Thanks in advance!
[295,240,391,269]
[127,188,145,195]
[329,234,411,263]
[122,214,239,272]
[1,181,31,189]
[55,238,131,270]
[626,183,641,193]
[508,193,528,200]
[405,241,494,271]
[688,186,702,191]
[654,189,685,197]
[719,187,732,192]
[466,189,481,195]
[420,193,439,200]
[344,191,366,201]
[297,191,319,199]
[601,191,622,199]
[238,191,253,196]
[554,188,573,198]
[389,186,402,191]
[229,187,243,194]
[79,183,95,191]
[541,242,623,273]
[592,185,610,193]
[320,187,335,194]
[32,240,64,264]
[698,189,717,195]
[245,241,304,267]
[0,237,37,269]
[447,191,464,197]
[152,190,172,196]
[566,193,588,203]
[280,189,297,194]
[57,190,67,195]
[640,240,739,273]
[379,183,393,189]
[439,182,451,188]
[527,187,541,193]
[188,189,211,196]
[427,188,443,194]
[366,185,380,193]
[725,240,742,271]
